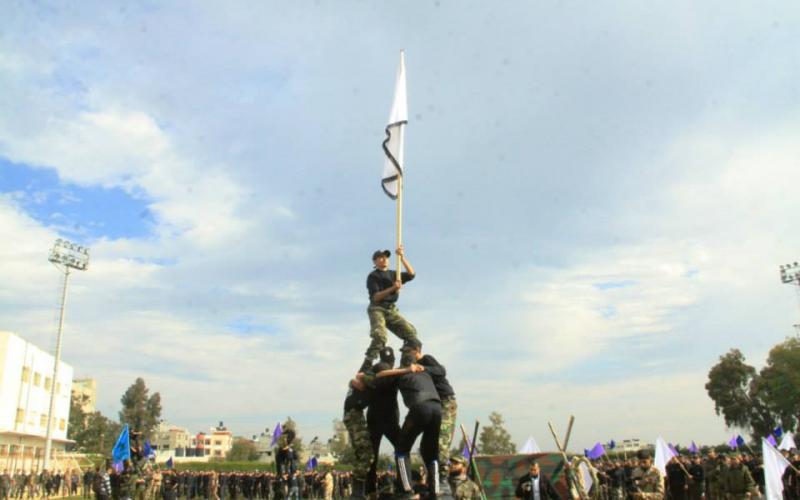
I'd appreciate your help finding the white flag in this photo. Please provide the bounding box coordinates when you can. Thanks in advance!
[518,436,541,454]
[654,437,676,476]
[763,437,792,500]
[381,51,407,199]
[779,432,795,451]
[578,461,594,495]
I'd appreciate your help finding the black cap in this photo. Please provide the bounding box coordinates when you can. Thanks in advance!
[372,249,391,260]
[379,347,395,364]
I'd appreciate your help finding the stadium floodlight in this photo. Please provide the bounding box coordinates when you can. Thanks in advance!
[780,262,800,284]
[44,238,89,470]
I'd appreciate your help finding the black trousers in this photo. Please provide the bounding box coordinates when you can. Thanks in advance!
[367,413,401,492]
[396,400,442,465]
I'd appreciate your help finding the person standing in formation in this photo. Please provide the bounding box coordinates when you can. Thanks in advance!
[514,461,560,500]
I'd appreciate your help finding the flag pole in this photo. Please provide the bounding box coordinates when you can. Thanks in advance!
[396,162,403,282]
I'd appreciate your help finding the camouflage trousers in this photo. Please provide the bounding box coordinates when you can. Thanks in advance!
[439,397,458,468]
[365,304,418,360]
[344,408,373,481]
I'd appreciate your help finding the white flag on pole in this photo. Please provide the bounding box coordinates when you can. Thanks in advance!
[654,437,676,476]
[578,461,594,495]
[518,436,541,454]
[762,437,792,500]
[779,432,795,451]
[381,51,407,199]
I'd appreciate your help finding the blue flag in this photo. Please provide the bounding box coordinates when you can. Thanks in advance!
[144,440,154,458]
[166,457,174,469]
[774,426,784,439]
[736,435,745,448]
[608,439,616,450]
[587,442,606,460]
[112,424,131,465]
[270,422,282,447]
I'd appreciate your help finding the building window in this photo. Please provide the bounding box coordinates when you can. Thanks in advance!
[0,445,7,456]
[215,450,221,456]
[205,439,210,445]
[45,377,53,391]
[33,372,41,387]
[15,409,24,424]
[40,415,47,427]
[21,367,31,383]
[215,440,221,446]
[58,418,65,431]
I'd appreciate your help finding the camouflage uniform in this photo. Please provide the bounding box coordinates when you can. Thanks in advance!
[439,397,458,467]
[723,464,758,500]
[450,474,481,500]
[343,408,373,481]
[366,304,418,361]
[635,466,664,500]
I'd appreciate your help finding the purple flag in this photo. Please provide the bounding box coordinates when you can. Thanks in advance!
[688,441,699,454]
[767,435,778,447]
[668,443,679,456]
[728,436,738,449]
[462,437,477,460]
[270,422,282,447]
[587,442,606,460]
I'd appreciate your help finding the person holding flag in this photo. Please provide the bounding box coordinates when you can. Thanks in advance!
[360,247,419,372]
[358,51,420,373]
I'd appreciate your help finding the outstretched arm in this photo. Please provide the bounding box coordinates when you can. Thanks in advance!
[397,245,415,276]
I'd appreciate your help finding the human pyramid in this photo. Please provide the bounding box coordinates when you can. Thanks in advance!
[344,245,465,500]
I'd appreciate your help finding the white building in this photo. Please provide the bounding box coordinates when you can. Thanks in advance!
[0,331,74,471]
[153,422,234,463]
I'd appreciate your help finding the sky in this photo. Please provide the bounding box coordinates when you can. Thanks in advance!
[2,1,800,452]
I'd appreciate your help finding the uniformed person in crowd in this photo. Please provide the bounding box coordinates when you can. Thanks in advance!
[687,455,704,500]
[447,456,481,500]
[631,451,663,500]
[722,453,759,500]
[665,456,689,500]
[607,460,627,500]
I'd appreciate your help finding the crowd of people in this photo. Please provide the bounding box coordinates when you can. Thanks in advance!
[0,468,83,498]
[556,448,800,500]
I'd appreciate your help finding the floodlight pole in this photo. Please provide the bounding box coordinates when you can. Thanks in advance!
[44,239,89,470]
[43,267,70,470]
[779,262,800,336]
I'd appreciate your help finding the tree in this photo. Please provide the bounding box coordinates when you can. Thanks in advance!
[478,412,516,455]
[119,378,162,439]
[758,338,800,430]
[68,391,122,454]
[705,349,778,440]
[228,438,259,461]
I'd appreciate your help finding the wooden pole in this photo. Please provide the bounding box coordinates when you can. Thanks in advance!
[548,421,587,500]
[459,424,487,500]
[396,174,403,282]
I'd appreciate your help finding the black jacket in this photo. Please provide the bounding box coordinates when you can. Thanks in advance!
[515,473,561,500]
